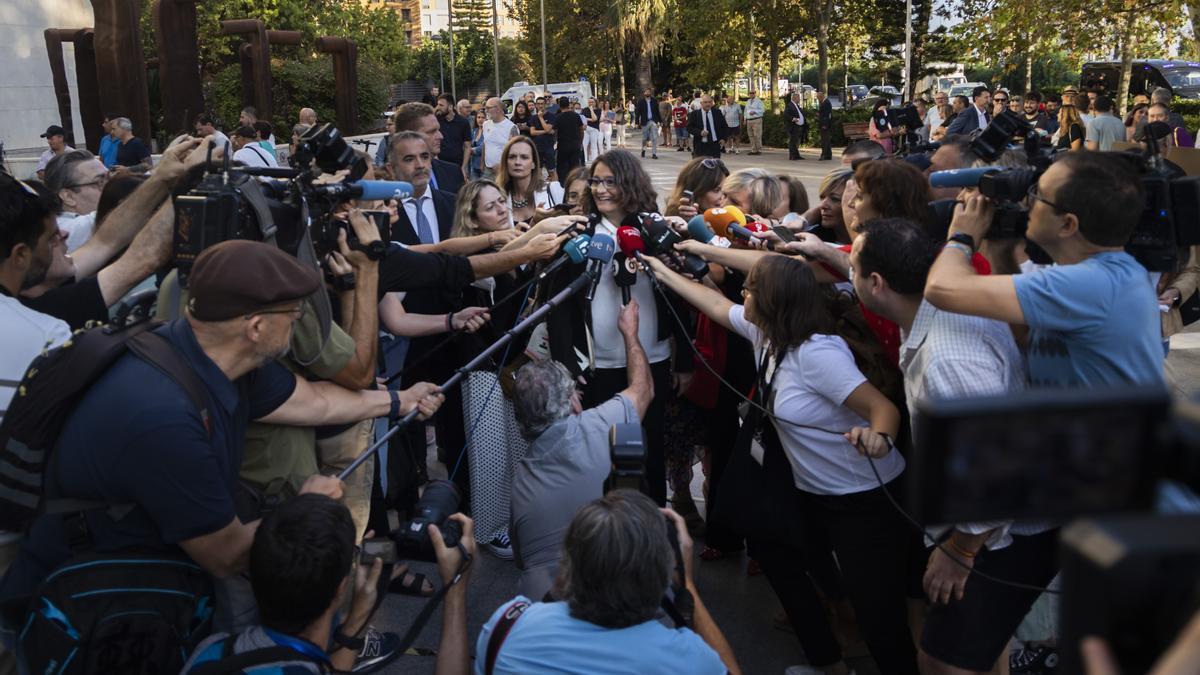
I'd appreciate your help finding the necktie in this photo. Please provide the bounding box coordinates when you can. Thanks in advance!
[705,111,713,138]
[412,197,434,244]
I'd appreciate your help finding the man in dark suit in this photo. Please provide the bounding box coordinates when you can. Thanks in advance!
[817,89,834,160]
[393,101,465,195]
[945,85,992,136]
[686,95,728,158]
[635,88,662,159]
[785,92,806,160]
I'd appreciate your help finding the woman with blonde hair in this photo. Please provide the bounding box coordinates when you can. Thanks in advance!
[1054,103,1086,150]
[494,135,564,226]
[721,168,783,219]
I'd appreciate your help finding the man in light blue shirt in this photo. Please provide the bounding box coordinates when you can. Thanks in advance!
[925,151,1164,389]
[98,115,119,167]
[744,91,766,155]
[477,491,737,675]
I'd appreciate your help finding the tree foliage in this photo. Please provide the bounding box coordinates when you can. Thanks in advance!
[408,28,533,92]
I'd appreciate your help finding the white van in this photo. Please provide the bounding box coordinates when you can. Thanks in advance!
[500,80,595,112]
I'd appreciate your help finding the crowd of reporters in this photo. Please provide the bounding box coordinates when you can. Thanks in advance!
[0,77,1197,675]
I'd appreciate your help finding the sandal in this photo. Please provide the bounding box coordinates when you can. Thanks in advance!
[388,571,435,597]
[699,546,725,561]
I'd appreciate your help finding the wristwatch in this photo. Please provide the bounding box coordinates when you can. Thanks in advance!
[947,232,976,253]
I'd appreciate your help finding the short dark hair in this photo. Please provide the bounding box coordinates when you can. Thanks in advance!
[0,176,56,263]
[234,125,257,139]
[1046,94,1062,104]
[394,102,436,132]
[252,120,272,140]
[95,175,146,227]
[972,85,990,101]
[251,494,355,635]
[1052,152,1144,246]
[580,149,658,217]
[194,113,217,126]
[856,218,939,294]
[1025,91,1042,103]
[953,95,969,108]
[439,93,456,106]
[560,490,673,628]
[1094,95,1114,113]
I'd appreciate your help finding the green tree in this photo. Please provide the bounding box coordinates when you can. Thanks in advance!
[410,28,532,92]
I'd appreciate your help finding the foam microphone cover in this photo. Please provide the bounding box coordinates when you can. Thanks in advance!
[616,226,647,257]
[586,232,616,264]
[563,234,591,263]
[350,180,414,201]
[686,215,714,243]
[703,206,747,239]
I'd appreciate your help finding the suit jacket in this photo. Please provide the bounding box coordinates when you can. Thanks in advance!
[391,187,456,248]
[687,108,729,143]
[784,100,806,128]
[946,106,989,136]
[431,158,465,195]
[635,97,661,126]
[818,98,833,129]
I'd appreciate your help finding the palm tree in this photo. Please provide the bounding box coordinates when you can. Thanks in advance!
[609,0,675,94]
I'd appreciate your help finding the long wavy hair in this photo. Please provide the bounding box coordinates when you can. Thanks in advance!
[450,178,506,239]
[579,149,658,218]
[494,136,545,205]
[664,157,729,217]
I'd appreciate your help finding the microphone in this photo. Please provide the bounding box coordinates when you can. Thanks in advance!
[614,254,637,304]
[584,232,616,302]
[615,226,646,305]
[703,206,747,239]
[639,213,708,279]
[535,233,591,282]
[686,215,714,243]
[311,180,415,201]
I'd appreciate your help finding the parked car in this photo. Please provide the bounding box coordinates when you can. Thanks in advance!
[948,82,986,99]
[1082,59,1200,100]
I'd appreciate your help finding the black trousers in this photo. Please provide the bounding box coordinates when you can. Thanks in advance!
[804,485,923,675]
[788,125,803,159]
[752,540,845,667]
[819,125,832,159]
[556,145,583,182]
[582,359,673,505]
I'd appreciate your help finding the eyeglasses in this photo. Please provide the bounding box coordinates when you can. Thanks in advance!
[586,177,619,190]
[994,97,1009,104]
[65,174,109,190]
[1026,183,1068,214]
[700,158,727,172]
[245,304,306,320]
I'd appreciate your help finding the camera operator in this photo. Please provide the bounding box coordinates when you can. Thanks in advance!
[509,300,652,601]
[925,151,1165,388]
[849,218,1058,675]
[0,241,445,647]
[182,494,475,675]
[480,490,739,674]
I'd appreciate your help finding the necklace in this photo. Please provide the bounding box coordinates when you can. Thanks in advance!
[512,197,530,209]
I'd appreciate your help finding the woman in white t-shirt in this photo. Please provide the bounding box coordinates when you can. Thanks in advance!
[494,136,564,227]
[641,252,922,673]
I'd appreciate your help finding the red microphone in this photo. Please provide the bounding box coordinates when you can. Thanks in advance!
[615,226,645,304]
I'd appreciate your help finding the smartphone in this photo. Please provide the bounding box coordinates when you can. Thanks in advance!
[681,190,695,203]
[364,211,391,241]
[772,225,797,243]
[360,537,397,565]
[550,202,574,214]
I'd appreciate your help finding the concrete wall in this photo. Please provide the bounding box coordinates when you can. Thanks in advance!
[0,1,95,157]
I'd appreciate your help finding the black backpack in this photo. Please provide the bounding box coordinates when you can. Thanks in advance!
[0,310,217,675]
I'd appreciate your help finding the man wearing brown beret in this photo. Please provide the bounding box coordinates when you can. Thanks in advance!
[0,240,444,654]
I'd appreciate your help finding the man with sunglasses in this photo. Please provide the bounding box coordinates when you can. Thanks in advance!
[0,240,446,662]
[925,151,1164,389]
